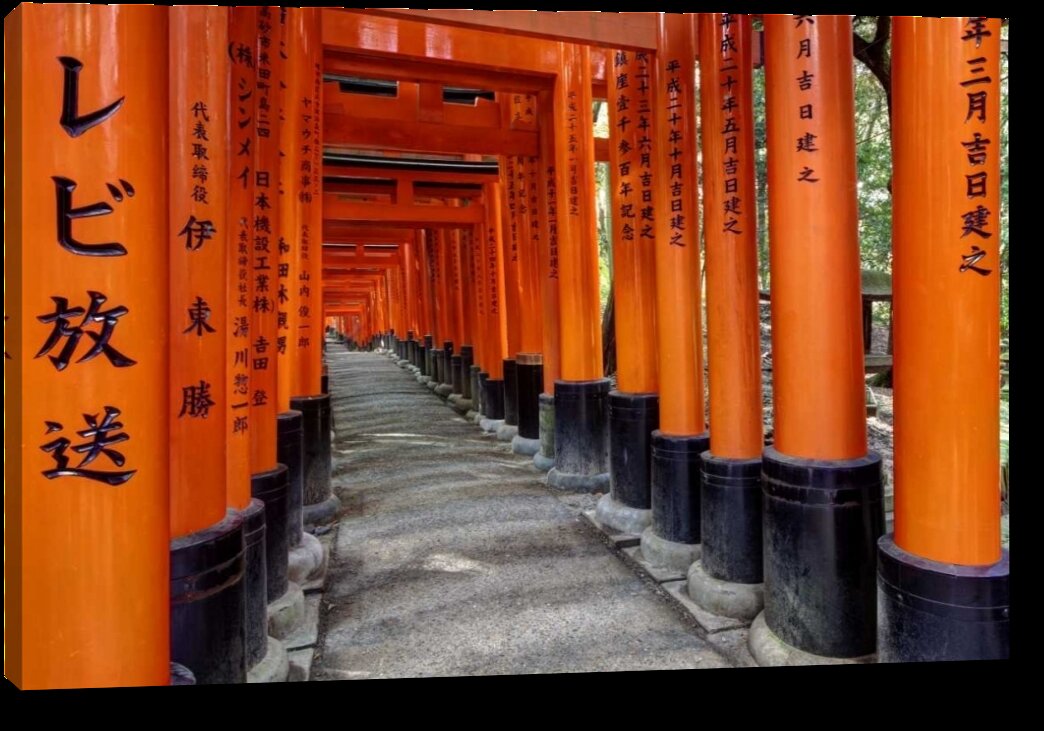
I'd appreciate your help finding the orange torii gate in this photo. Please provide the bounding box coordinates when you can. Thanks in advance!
[6,10,1009,690]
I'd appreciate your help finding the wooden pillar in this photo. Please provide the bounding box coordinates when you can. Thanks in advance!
[534,88,563,471]
[639,14,708,571]
[547,42,610,490]
[480,181,509,422]
[753,14,883,664]
[7,4,170,689]
[248,5,291,608]
[168,5,248,684]
[599,44,661,534]
[879,16,1007,662]
[687,12,766,619]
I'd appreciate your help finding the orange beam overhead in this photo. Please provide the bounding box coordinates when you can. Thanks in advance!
[325,108,539,157]
[355,10,659,51]
[324,195,486,227]
[322,10,560,77]
[323,164,499,185]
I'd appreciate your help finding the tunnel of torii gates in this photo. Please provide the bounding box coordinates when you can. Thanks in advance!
[4,9,1007,688]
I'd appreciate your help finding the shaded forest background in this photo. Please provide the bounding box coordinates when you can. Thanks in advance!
[594,17,1010,379]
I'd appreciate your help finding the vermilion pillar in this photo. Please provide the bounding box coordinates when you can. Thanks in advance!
[597,45,662,536]
[479,182,509,427]
[687,13,766,622]
[283,5,331,578]
[499,155,523,436]
[642,13,707,572]
[879,16,1008,662]
[534,89,563,472]
[419,229,437,381]
[752,14,884,665]
[249,6,292,615]
[168,5,247,685]
[547,42,611,492]
[512,149,548,455]
[8,4,170,689]
[448,227,469,399]
[432,228,453,392]
[226,5,273,679]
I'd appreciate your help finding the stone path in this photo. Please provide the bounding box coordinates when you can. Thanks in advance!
[311,349,735,679]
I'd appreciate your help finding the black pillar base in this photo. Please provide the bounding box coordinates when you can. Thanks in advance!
[239,498,268,669]
[170,510,246,685]
[877,535,1009,662]
[700,452,763,585]
[609,392,659,511]
[503,359,519,427]
[251,465,290,603]
[431,348,445,384]
[277,410,304,549]
[450,355,464,394]
[551,379,611,485]
[423,334,434,377]
[321,373,329,395]
[762,445,884,658]
[408,339,417,366]
[516,356,544,440]
[461,346,475,399]
[291,393,338,528]
[483,377,506,420]
[478,371,490,415]
[442,341,455,387]
[650,431,710,544]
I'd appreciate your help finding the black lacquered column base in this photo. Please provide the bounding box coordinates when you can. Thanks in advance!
[877,535,1008,662]
[700,452,763,584]
[291,394,338,529]
[516,356,544,440]
[450,355,464,394]
[238,498,268,669]
[483,378,506,420]
[548,379,610,493]
[477,371,490,415]
[761,446,884,658]
[276,410,304,549]
[502,359,519,427]
[609,392,659,510]
[442,341,455,387]
[650,431,710,544]
[460,346,475,399]
[170,510,246,685]
[423,335,434,377]
[251,464,290,603]
[431,348,445,384]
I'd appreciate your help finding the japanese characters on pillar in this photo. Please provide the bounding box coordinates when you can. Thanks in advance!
[609,46,660,395]
[793,16,822,186]
[545,152,560,282]
[249,6,283,471]
[701,12,762,459]
[227,6,257,506]
[958,18,996,278]
[653,13,704,435]
[13,4,170,688]
[276,7,297,412]
[170,6,229,538]
[716,14,748,239]
[299,7,323,395]
[664,50,688,247]
[507,157,519,265]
